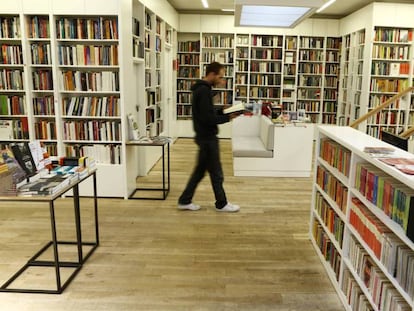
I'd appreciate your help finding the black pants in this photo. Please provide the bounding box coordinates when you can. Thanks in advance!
[178,137,227,209]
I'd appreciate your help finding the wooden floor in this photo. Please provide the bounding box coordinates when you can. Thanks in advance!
[0,138,345,311]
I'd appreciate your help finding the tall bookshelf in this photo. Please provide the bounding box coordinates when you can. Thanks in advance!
[282,35,298,115]
[176,32,200,120]
[311,125,414,311]
[201,33,234,107]
[0,15,27,144]
[234,33,249,103]
[367,27,412,138]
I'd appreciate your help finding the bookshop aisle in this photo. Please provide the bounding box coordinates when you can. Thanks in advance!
[0,139,344,311]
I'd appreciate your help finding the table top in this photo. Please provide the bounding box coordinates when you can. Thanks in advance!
[126,138,170,146]
[0,169,96,202]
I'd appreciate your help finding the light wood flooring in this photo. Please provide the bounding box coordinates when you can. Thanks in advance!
[0,138,345,311]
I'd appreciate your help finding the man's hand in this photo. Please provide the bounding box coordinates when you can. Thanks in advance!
[229,112,242,120]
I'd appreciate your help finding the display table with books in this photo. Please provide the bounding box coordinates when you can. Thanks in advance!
[126,137,170,200]
[0,169,99,294]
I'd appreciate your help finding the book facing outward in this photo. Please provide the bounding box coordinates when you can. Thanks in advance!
[223,102,245,114]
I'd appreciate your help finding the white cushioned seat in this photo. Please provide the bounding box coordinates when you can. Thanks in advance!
[232,136,273,158]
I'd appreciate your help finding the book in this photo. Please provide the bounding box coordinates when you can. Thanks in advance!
[363,146,395,157]
[10,142,37,177]
[0,119,14,139]
[223,102,245,114]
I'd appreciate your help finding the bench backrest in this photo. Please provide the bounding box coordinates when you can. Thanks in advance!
[260,115,274,151]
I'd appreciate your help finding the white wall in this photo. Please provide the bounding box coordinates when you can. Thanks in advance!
[339,3,373,35]
[372,2,414,28]
[179,14,340,37]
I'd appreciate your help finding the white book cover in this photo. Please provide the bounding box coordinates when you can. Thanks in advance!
[0,119,13,139]
[390,63,400,76]
[223,102,245,114]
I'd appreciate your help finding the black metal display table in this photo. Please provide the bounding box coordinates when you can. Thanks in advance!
[0,170,99,294]
[126,140,170,200]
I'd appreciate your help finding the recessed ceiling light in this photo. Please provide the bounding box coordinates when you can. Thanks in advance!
[316,0,336,13]
[201,0,209,8]
[222,8,235,12]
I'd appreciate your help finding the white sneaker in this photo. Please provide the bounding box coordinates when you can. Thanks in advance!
[178,203,201,211]
[216,202,240,212]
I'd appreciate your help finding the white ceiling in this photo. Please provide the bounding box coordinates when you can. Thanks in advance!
[166,0,414,18]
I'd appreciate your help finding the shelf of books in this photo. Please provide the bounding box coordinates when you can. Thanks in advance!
[56,15,121,166]
[310,125,414,311]
[338,34,351,126]
[323,37,341,125]
[281,36,298,115]
[0,15,28,146]
[249,34,282,107]
[234,33,249,103]
[297,36,325,123]
[367,27,413,139]
[176,33,200,120]
[201,33,234,107]
[25,15,57,156]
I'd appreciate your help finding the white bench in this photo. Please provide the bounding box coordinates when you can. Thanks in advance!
[231,115,313,177]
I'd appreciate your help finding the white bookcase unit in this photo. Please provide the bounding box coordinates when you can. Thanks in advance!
[0,0,178,198]
[310,125,414,311]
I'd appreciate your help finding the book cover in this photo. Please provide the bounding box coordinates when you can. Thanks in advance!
[0,119,13,139]
[10,142,37,177]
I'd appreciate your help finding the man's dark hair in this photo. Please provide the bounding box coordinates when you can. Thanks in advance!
[205,62,224,76]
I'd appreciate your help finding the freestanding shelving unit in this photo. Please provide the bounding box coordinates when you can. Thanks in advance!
[310,125,414,311]
[0,0,178,198]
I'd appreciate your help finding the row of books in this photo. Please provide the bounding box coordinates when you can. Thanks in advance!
[0,17,20,39]
[374,28,412,43]
[249,87,280,99]
[326,51,340,62]
[371,62,410,76]
[325,76,339,88]
[1,44,23,65]
[61,70,119,92]
[58,44,118,66]
[62,96,120,117]
[299,50,324,62]
[30,43,52,65]
[251,35,282,48]
[298,63,324,74]
[0,118,29,140]
[323,102,337,113]
[235,60,248,72]
[348,236,411,310]
[202,51,234,64]
[298,89,321,99]
[322,115,336,124]
[0,95,25,115]
[63,120,121,142]
[33,96,54,115]
[319,138,351,177]
[370,78,408,93]
[299,76,321,87]
[132,38,144,59]
[250,74,281,86]
[312,219,342,280]
[32,70,53,90]
[341,270,373,311]
[176,105,192,117]
[300,37,324,49]
[350,197,390,259]
[355,162,414,241]
[236,47,248,59]
[177,67,199,79]
[56,17,118,40]
[177,54,199,65]
[0,69,24,90]
[177,80,194,91]
[65,144,121,164]
[372,45,410,61]
[297,101,320,112]
[178,40,200,53]
[369,94,400,109]
[315,191,345,247]
[34,120,56,140]
[203,35,234,48]
[251,49,282,60]
[27,16,50,39]
[316,165,349,213]
[235,73,247,85]
[250,61,281,73]
[367,110,404,126]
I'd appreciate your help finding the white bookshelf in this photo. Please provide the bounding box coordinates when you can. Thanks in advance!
[310,125,414,311]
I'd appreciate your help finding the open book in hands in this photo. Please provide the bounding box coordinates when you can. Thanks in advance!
[223,102,246,114]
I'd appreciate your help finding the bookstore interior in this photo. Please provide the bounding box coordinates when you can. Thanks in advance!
[3,0,414,310]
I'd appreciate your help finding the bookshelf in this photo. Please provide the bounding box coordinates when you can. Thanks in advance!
[176,32,200,120]
[0,0,178,198]
[310,125,414,311]
[201,33,234,107]
[282,35,298,115]
[367,27,412,138]
[234,33,249,103]
[0,15,28,144]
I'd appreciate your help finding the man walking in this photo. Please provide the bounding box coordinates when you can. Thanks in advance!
[178,62,240,212]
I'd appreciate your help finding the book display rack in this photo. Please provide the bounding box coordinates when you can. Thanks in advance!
[310,125,414,311]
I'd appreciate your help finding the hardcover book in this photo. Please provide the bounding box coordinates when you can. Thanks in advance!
[10,142,37,177]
